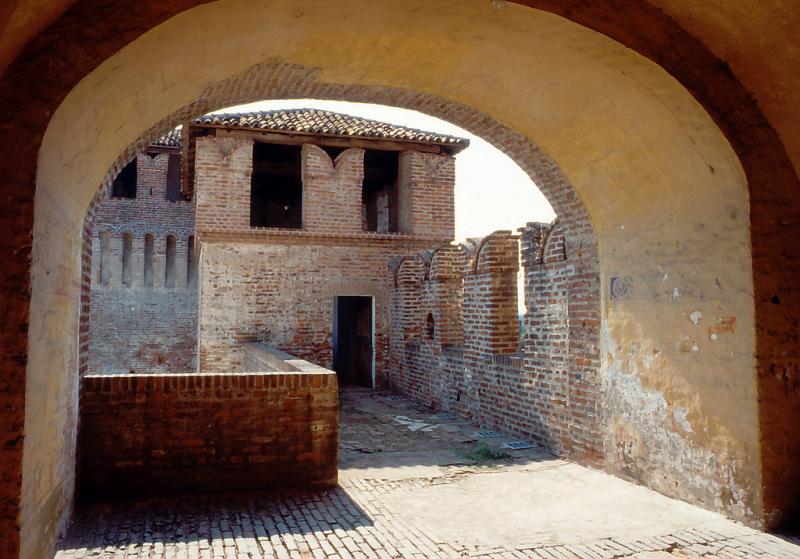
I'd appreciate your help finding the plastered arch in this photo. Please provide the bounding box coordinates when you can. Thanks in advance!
[22,2,761,558]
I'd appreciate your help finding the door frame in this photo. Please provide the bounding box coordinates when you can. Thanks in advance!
[332,294,375,389]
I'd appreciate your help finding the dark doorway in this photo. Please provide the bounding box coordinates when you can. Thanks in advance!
[333,296,373,388]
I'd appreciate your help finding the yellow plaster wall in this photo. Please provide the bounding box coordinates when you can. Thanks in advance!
[3,0,797,176]
[26,0,756,556]
[649,0,800,177]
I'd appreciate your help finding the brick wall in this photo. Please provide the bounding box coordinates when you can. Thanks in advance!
[194,136,253,233]
[87,290,197,374]
[302,145,364,233]
[519,220,601,458]
[87,152,197,374]
[78,366,338,500]
[429,246,465,346]
[388,225,603,464]
[398,151,455,237]
[197,238,436,384]
[464,232,520,355]
[194,135,455,383]
[194,136,455,240]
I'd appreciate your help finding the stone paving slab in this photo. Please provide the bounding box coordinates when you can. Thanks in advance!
[56,389,800,559]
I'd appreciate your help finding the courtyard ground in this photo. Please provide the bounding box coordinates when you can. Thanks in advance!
[56,388,800,558]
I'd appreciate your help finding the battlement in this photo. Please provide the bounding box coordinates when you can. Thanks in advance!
[193,134,455,243]
[390,231,520,352]
[387,222,601,462]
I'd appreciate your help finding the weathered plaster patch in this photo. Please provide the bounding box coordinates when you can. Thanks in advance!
[673,408,693,433]
[602,325,755,525]
[708,316,736,338]
[678,336,699,353]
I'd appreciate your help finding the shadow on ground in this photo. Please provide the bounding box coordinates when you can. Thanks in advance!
[58,487,372,553]
[57,388,800,558]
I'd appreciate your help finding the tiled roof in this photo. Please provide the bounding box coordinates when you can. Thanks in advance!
[193,109,469,152]
[151,127,182,148]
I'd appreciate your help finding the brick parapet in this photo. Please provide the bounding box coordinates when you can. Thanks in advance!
[197,229,451,247]
[388,224,603,465]
[194,136,253,233]
[464,232,520,355]
[397,258,424,342]
[193,136,456,243]
[519,219,601,459]
[78,367,339,500]
[398,151,455,238]
[423,246,466,346]
[302,145,364,233]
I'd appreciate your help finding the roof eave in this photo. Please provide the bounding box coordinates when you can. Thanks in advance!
[190,122,469,155]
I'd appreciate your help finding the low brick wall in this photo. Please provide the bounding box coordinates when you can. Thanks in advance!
[244,342,308,372]
[78,367,338,501]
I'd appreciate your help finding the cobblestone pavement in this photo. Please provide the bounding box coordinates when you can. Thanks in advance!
[56,388,800,559]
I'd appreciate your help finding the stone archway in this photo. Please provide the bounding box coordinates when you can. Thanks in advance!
[2,2,791,557]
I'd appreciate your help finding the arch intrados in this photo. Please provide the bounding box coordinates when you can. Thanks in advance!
[17,4,772,556]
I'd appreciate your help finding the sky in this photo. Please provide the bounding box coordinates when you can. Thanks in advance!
[214,99,555,242]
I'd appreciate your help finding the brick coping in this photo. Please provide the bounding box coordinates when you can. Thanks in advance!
[83,371,335,378]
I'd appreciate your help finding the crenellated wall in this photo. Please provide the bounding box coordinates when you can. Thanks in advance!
[464,232,520,356]
[87,152,197,374]
[520,220,602,459]
[388,225,603,463]
[302,145,365,233]
[193,136,253,234]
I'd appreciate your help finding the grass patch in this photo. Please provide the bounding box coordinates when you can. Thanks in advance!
[464,441,511,462]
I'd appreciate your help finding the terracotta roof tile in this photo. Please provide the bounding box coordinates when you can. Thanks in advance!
[193,108,469,151]
[151,127,182,148]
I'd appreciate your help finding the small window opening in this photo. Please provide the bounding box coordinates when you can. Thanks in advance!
[362,149,399,233]
[111,158,137,198]
[165,235,176,288]
[121,233,133,287]
[250,142,302,228]
[165,153,182,202]
[426,312,435,340]
[99,232,112,286]
[144,234,154,287]
[187,235,196,288]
